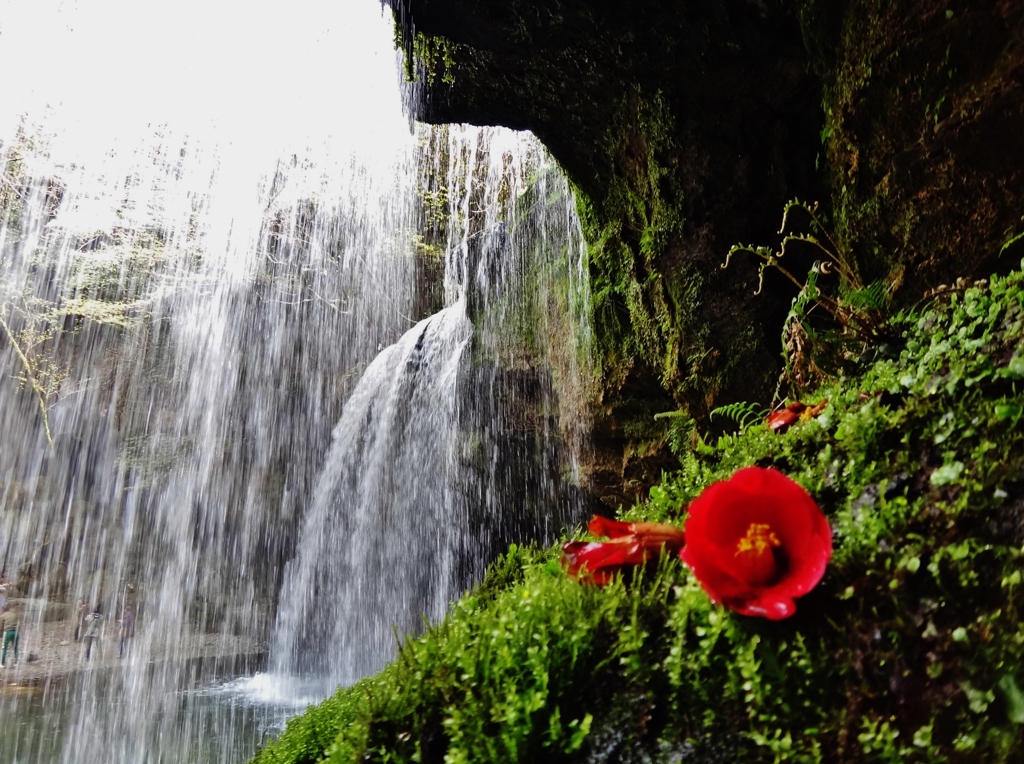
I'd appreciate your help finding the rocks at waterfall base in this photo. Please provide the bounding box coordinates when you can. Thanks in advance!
[0,613,262,689]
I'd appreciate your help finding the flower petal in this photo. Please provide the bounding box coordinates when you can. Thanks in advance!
[588,516,686,548]
[767,408,800,431]
[561,537,646,582]
[588,515,636,539]
[730,594,797,621]
[564,516,687,585]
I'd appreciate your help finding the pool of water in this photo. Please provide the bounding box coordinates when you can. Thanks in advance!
[0,669,327,764]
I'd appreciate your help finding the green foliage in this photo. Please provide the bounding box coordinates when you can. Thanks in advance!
[393,19,458,86]
[723,199,897,394]
[708,401,769,432]
[574,90,699,402]
[254,264,1024,764]
[411,34,458,86]
[653,410,697,457]
[1000,230,1024,258]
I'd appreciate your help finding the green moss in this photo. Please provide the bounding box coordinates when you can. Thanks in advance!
[576,88,693,409]
[570,85,728,481]
[253,265,1024,763]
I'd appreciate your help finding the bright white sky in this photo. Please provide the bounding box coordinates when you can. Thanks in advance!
[0,0,418,282]
[0,0,411,161]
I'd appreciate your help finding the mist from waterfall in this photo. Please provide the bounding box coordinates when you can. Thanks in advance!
[0,2,593,762]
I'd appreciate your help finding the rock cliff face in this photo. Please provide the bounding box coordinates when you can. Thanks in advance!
[811,1,1024,294]
[389,0,1024,503]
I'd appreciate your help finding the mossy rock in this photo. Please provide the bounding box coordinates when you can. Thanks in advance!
[253,266,1024,762]
[392,0,1024,507]
[813,0,1024,296]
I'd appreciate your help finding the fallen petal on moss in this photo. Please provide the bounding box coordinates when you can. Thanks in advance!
[562,515,686,584]
[766,399,828,432]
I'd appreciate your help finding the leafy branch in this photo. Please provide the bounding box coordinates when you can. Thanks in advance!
[0,311,55,448]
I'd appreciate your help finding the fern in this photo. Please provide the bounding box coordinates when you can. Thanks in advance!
[723,199,899,393]
[653,410,691,421]
[840,279,887,312]
[709,401,768,431]
[1000,230,1024,256]
[654,410,696,456]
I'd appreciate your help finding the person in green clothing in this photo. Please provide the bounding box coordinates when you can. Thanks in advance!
[0,603,18,667]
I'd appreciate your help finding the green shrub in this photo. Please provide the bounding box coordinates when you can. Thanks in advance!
[255,264,1024,763]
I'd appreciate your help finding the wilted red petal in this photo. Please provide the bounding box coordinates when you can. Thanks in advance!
[588,515,635,539]
[767,408,800,431]
[588,515,686,546]
[561,537,646,582]
[680,467,832,620]
[766,399,828,432]
[562,538,644,570]
[563,515,686,584]
[629,521,687,548]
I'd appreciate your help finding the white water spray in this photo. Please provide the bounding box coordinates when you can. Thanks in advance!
[1,1,420,761]
[0,2,594,762]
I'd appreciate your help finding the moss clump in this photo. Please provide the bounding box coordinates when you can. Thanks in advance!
[253,264,1024,763]
[575,84,797,502]
[579,89,688,404]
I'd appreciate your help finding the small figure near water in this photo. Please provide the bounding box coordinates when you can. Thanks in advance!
[119,605,135,657]
[0,603,19,668]
[82,605,103,661]
[74,599,88,642]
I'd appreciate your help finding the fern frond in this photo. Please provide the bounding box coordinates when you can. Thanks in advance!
[841,280,887,311]
[653,409,690,420]
[654,410,696,456]
[709,401,768,431]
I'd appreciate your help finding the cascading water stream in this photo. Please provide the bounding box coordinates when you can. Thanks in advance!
[0,3,594,762]
[271,302,471,682]
[271,126,594,686]
[1,1,421,761]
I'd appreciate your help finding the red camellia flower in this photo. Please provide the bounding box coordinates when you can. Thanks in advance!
[562,515,686,585]
[680,467,831,620]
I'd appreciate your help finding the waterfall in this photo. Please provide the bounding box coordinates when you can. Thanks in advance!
[272,126,593,684]
[0,2,593,762]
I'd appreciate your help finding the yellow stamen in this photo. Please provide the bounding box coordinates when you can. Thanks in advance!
[735,523,781,557]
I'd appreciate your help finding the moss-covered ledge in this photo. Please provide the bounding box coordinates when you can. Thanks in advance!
[252,265,1024,762]
[388,0,1024,504]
